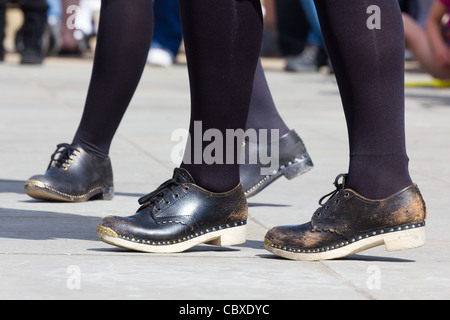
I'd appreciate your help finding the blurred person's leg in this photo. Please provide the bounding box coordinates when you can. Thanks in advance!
[416,0,434,27]
[260,0,279,57]
[265,0,426,261]
[147,0,182,67]
[47,0,62,19]
[18,0,49,64]
[46,0,63,55]
[0,0,6,61]
[403,13,450,79]
[72,0,102,52]
[276,0,310,56]
[399,0,419,18]
[285,0,328,72]
[301,0,325,50]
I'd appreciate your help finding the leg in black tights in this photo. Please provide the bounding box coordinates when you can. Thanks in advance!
[264,0,426,261]
[72,0,154,158]
[179,0,263,193]
[314,0,412,199]
[96,0,265,253]
[246,59,290,139]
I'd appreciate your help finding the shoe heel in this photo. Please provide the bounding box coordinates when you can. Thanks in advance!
[207,225,247,247]
[283,155,314,180]
[100,186,114,200]
[384,227,426,252]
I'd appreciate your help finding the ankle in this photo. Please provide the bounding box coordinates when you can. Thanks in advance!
[180,163,240,193]
[347,154,413,200]
[71,139,109,159]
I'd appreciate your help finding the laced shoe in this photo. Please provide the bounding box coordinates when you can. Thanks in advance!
[265,174,427,261]
[97,168,248,253]
[240,130,313,198]
[25,143,114,202]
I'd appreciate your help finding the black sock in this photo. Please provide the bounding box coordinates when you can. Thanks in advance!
[245,59,291,141]
[314,0,412,199]
[72,0,154,158]
[179,0,263,192]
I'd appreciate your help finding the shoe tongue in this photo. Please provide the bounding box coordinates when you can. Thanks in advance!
[173,168,196,184]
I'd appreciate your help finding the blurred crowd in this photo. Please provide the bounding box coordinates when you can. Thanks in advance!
[0,0,99,64]
[0,0,449,80]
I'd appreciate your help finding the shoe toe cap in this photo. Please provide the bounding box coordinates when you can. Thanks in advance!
[24,175,54,198]
[265,223,332,250]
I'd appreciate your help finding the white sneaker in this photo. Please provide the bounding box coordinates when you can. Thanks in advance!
[147,48,174,67]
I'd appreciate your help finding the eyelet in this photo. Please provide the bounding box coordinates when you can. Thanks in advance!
[344,193,350,198]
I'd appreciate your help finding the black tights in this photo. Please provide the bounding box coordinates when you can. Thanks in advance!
[314,0,412,199]
[178,0,263,192]
[72,0,154,156]
[73,0,411,199]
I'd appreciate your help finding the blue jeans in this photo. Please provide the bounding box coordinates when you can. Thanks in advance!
[46,0,62,20]
[152,0,183,58]
[300,0,326,50]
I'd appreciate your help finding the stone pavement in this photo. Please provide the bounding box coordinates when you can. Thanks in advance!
[0,54,449,300]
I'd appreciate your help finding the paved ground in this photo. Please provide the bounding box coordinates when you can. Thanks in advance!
[0,53,449,300]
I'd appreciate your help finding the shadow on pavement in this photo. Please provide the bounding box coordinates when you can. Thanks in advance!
[0,207,101,241]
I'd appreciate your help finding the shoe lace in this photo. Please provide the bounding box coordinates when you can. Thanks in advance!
[318,173,348,207]
[137,176,189,212]
[48,143,81,171]
[313,174,348,218]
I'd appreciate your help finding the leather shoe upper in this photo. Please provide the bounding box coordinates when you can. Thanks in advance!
[25,143,113,201]
[99,168,248,243]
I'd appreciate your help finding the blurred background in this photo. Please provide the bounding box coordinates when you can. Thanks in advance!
[0,0,440,73]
